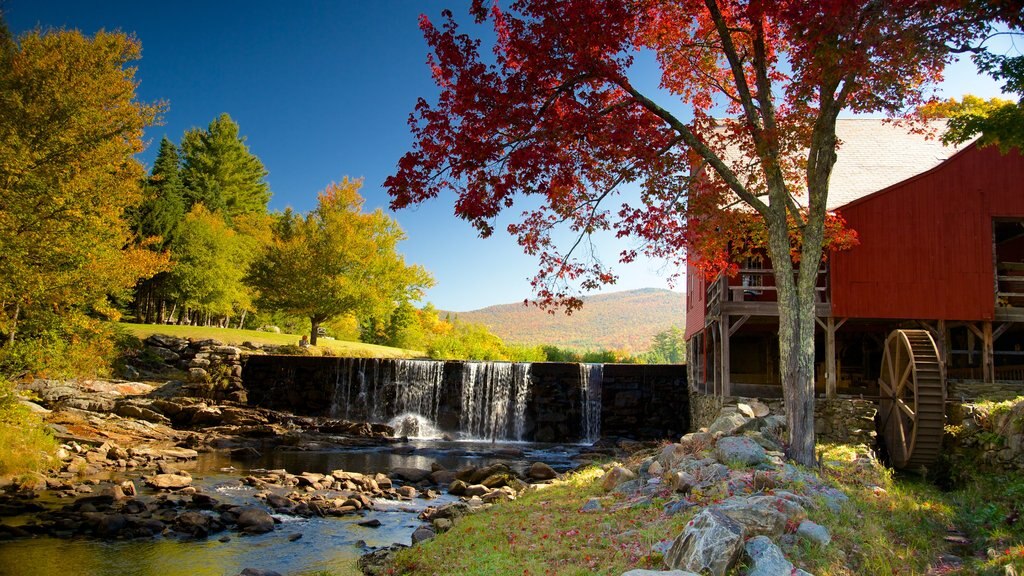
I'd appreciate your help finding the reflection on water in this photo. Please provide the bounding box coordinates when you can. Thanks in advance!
[0,440,582,576]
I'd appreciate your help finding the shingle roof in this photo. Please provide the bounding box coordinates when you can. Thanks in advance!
[711,118,967,210]
[825,119,966,209]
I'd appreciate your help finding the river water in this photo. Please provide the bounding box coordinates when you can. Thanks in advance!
[0,440,583,576]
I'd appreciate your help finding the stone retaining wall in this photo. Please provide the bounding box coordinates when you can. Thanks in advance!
[688,390,877,446]
[947,397,1024,471]
[948,380,1024,402]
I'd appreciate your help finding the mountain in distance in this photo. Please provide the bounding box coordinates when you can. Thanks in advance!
[448,287,686,353]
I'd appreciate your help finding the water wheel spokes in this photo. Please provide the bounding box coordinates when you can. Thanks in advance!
[878,329,946,469]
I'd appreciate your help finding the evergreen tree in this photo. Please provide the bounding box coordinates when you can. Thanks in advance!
[134,137,186,249]
[180,113,270,221]
[129,137,186,323]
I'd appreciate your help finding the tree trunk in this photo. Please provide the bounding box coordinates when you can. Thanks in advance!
[767,218,817,467]
[310,318,320,346]
[7,302,18,346]
[237,309,247,330]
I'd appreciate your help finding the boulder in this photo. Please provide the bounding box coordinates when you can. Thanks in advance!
[145,334,189,350]
[467,463,512,485]
[175,511,212,537]
[463,484,489,498]
[429,469,458,485]
[94,513,128,538]
[622,571,700,576]
[411,525,436,544]
[237,570,283,576]
[667,471,697,494]
[797,520,831,546]
[391,467,432,483]
[715,436,767,467]
[737,400,771,418]
[744,535,796,576]
[448,479,468,496]
[707,412,751,435]
[659,443,687,469]
[716,495,805,538]
[602,466,637,492]
[665,509,745,576]
[146,474,192,490]
[236,507,275,534]
[527,462,558,481]
[114,403,170,425]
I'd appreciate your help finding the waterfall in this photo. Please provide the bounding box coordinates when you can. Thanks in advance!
[329,358,536,441]
[459,362,533,441]
[391,359,445,424]
[579,363,603,444]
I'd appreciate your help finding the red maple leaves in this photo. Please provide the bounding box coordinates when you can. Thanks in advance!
[386,0,996,310]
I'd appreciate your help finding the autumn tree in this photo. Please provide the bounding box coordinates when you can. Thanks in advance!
[928,54,1024,151]
[169,206,263,327]
[246,178,434,345]
[0,23,166,348]
[181,113,271,221]
[386,0,1005,465]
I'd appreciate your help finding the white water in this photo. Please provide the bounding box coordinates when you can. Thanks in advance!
[332,359,632,443]
[580,363,603,444]
[458,362,532,442]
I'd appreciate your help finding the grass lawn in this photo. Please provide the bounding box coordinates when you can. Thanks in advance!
[390,444,1024,576]
[118,323,424,359]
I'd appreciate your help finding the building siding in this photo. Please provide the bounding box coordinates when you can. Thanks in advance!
[830,144,1024,321]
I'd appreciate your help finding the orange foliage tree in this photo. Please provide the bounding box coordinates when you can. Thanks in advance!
[0,24,166,350]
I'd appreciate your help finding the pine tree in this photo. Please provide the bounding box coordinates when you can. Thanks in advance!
[180,113,270,221]
[135,137,186,249]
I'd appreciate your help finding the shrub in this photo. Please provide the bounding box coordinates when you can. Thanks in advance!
[0,378,58,477]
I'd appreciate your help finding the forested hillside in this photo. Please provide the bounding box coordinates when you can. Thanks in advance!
[449,288,686,353]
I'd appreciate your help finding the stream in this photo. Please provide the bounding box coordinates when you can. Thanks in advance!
[0,440,584,576]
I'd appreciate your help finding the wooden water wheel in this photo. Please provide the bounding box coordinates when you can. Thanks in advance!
[878,329,946,469]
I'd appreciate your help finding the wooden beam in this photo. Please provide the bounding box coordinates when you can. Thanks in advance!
[729,314,750,336]
[825,317,842,399]
[721,315,731,397]
[938,319,949,367]
[966,322,984,339]
[983,321,994,384]
[710,324,719,395]
[994,322,1011,342]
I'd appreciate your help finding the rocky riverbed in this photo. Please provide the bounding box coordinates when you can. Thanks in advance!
[1,375,594,576]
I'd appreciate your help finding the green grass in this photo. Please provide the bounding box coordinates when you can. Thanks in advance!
[0,378,58,478]
[389,445,1024,576]
[118,323,424,358]
[391,466,690,575]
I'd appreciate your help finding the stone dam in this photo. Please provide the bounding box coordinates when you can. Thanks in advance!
[242,356,690,443]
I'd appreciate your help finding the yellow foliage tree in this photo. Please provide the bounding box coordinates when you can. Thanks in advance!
[246,178,434,345]
[0,24,167,346]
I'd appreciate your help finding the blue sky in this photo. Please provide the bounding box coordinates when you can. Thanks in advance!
[4,1,1010,311]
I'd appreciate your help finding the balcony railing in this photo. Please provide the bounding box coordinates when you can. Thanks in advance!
[705,266,829,318]
[997,262,1024,309]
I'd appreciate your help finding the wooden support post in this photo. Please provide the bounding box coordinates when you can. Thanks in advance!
[825,317,837,399]
[938,319,949,368]
[983,321,994,384]
[710,324,719,396]
[721,315,731,397]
